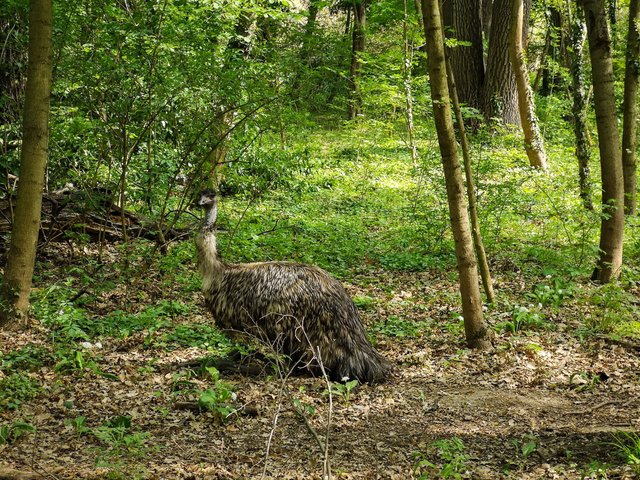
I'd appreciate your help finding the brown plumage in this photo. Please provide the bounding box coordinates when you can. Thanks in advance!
[195,190,391,384]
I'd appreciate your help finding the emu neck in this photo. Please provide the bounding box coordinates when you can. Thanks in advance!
[197,206,224,292]
[203,202,218,230]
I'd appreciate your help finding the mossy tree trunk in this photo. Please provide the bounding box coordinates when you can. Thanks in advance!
[421,0,492,350]
[0,0,53,328]
[569,9,593,210]
[508,0,548,169]
[622,0,639,215]
[580,0,625,283]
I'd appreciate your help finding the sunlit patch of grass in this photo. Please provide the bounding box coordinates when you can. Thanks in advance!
[613,321,640,339]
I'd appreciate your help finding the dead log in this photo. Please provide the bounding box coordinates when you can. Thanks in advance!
[0,185,188,246]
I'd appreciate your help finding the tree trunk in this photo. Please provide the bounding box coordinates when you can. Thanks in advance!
[508,0,548,169]
[205,109,233,188]
[414,0,424,31]
[403,0,419,168]
[445,54,496,304]
[622,0,639,215]
[421,0,492,350]
[539,8,563,96]
[442,0,485,111]
[569,8,593,210]
[532,20,551,94]
[580,0,624,283]
[291,0,320,100]
[347,1,366,120]
[0,0,53,328]
[482,0,493,40]
[301,1,319,65]
[483,0,521,124]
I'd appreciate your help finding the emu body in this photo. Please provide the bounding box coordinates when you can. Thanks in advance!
[196,191,390,383]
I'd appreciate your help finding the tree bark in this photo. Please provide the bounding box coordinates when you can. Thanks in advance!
[483,0,520,124]
[292,0,320,100]
[508,0,548,169]
[442,0,485,111]
[580,0,624,283]
[347,1,366,120]
[569,8,593,210]
[622,0,639,215]
[539,8,563,96]
[301,0,319,65]
[403,0,419,168]
[445,54,496,304]
[421,0,492,350]
[0,0,53,327]
[482,0,493,40]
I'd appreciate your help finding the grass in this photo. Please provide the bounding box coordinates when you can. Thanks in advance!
[20,117,638,355]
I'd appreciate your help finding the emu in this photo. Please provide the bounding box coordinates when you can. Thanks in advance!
[195,190,391,384]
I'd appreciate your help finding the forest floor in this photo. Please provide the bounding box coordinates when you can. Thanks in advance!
[1,243,640,480]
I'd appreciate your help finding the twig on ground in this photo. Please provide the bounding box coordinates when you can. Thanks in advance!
[315,347,333,480]
[568,399,616,415]
[260,355,298,479]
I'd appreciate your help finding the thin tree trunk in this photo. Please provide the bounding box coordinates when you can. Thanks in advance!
[345,5,352,35]
[205,109,233,188]
[482,0,493,40]
[292,0,320,100]
[348,1,366,120]
[414,0,424,31]
[445,54,496,303]
[403,0,419,168]
[569,7,593,210]
[421,0,492,350]
[580,0,624,283]
[532,23,551,93]
[539,8,563,96]
[622,0,639,215]
[509,0,548,169]
[0,0,53,328]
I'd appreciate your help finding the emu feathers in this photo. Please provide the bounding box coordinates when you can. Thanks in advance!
[195,192,390,384]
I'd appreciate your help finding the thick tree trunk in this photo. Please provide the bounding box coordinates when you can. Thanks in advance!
[421,0,492,350]
[483,0,521,124]
[508,0,548,169]
[580,0,624,283]
[622,0,639,215]
[347,1,366,120]
[0,0,53,328]
[569,9,593,210]
[442,0,485,111]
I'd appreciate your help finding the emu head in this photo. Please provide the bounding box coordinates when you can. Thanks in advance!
[198,189,219,229]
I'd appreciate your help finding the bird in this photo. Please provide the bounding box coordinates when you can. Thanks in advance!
[195,189,391,383]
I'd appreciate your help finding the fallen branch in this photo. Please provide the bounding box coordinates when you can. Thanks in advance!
[0,185,188,246]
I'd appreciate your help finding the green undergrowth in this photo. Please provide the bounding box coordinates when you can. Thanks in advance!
[21,117,640,365]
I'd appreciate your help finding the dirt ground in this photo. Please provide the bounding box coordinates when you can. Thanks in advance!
[1,268,639,479]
